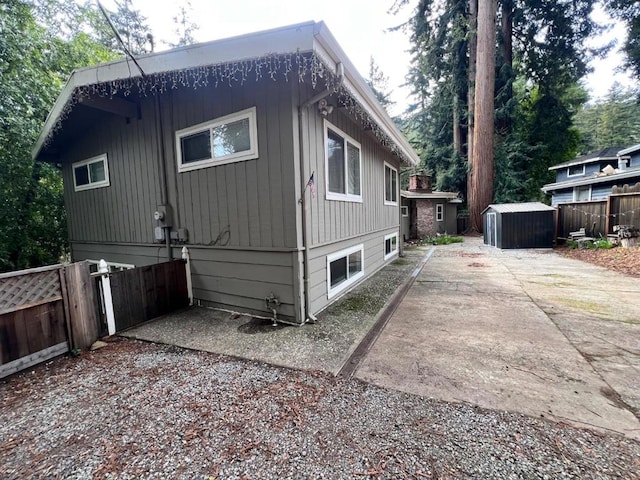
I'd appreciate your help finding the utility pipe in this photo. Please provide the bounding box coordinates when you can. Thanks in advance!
[297,62,344,324]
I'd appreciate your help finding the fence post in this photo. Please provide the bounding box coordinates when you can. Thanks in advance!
[182,246,193,306]
[98,260,116,335]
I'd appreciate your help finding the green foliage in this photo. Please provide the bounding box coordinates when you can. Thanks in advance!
[573,83,640,153]
[420,234,464,245]
[567,238,614,249]
[0,0,119,272]
[396,0,602,207]
[366,57,394,110]
[605,0,640,81]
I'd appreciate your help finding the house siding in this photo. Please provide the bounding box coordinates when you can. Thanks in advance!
[296,82,401,315]
[61,78,300,320]
[306,227,399,314]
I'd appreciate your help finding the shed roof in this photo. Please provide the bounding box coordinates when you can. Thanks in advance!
[482,202,555,214]
[32,21,419,167]
[548,147,624,171]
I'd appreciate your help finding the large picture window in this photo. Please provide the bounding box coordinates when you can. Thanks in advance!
[176,107,258,172]
[325,121,362,202]
[327,244,364,299]
[73,154,110,191]
[384,163,398,205]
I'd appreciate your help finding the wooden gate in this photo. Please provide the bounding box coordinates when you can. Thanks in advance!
[103,260,189,332]
[0,263,98,379]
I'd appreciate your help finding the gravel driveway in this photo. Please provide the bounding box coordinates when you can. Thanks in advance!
[1,338,639,479]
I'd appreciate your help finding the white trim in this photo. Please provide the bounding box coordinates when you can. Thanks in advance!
[326,243,364,299]
[72,154,110,191]
[176,107,258,172]
[401,206,409,217]
[567,164,586,177]
[86,259,135,272]
[384,232,399,260]
[436,203,444,222]
[573,185,592,202]
[384,162,398,206]
[324,120,363,203]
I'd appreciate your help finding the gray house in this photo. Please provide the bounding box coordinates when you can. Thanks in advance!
[542,146,640,205]
[32,22,419,325]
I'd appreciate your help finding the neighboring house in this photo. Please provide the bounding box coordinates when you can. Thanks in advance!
[32,22,419,325]
[400,174,460,240]
[542,146,640,205]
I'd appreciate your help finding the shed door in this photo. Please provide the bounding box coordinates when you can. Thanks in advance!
[487,212,497,247]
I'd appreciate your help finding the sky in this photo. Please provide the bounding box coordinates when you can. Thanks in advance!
[104,0,634,115]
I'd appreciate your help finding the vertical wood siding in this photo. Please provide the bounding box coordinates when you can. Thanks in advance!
[63,78,297,250]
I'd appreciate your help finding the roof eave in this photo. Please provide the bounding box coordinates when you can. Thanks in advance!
[313,23,419,167]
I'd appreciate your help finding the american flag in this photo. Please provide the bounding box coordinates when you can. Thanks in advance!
[306,172,316,198]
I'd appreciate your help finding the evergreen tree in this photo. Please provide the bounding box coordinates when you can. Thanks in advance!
[367,57,395,110]
[170,1,199,48]
[0,0,118,272]
[605,1,640,81]
[573,84,640,153]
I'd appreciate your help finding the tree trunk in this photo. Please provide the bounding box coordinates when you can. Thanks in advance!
[468,0,496,233]
[467,0,478,167]
[453,97,461,154]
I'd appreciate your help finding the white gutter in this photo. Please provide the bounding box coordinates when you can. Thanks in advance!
[541,168,640,193]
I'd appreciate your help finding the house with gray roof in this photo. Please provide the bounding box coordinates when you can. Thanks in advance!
[541,146,640,205]
[32,22,419,325]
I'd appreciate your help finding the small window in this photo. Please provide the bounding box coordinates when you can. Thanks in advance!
[176,107,258,172]
[384,232,399,260]
[436,204,444,222]
[73,154,110,191]
[401,206,409,217]
[573,185,591,201]
[327,244,364,299]
[567,164,585,177]
[384,163,398,205]
[325,121,362,202]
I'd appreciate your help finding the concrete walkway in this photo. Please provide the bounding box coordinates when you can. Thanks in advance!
[356,237,640,439]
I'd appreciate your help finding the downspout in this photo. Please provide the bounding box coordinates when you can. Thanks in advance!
[297,62,344,324]
[154,93,172,260]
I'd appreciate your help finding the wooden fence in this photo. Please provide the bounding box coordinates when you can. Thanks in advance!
[557,192,640,239]
[101,259,189,332]
[0,262,98,379]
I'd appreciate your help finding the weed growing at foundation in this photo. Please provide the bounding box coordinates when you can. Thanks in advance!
[421,234,464,245]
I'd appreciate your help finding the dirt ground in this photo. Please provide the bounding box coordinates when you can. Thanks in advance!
[557,245,640,277]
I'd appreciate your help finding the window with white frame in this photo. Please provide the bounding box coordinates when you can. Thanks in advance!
[176,107,258,172]
[384,232,398,260]
[401,206,409,217]
[73,154,110,191]
[573,185,591,201]
[384,162,398,205]
[436,204,444,222]
[327,244,364,298]
[325,121,362,201]
[567,164,585,177]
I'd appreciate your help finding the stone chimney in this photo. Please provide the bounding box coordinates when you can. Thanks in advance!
[409,174,432,193]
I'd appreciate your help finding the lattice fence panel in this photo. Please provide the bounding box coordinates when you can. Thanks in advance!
[0,269,62,312]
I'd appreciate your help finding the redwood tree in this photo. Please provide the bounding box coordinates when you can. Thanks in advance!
[468,0,497,231]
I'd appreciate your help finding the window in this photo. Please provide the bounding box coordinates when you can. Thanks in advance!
[384,232,398,260]
[325,121,362,202]
[176,107,258,172]
[326,244,364,298]
[567,164,585,177]
[73,154,110,191]
[436,204,444,222]
[401,206,409,217]
[384,162,398,205]
[573,185,591,201]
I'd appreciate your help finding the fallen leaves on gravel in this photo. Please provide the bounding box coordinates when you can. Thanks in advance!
[1,338,639,479]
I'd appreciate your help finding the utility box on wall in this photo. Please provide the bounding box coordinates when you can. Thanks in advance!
[482,202,556,249]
